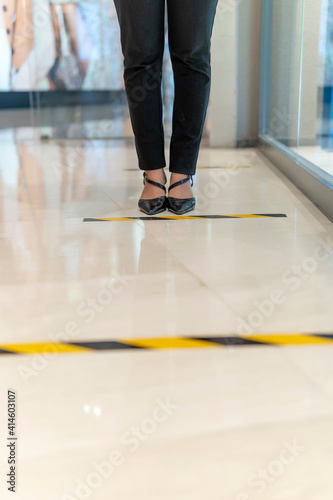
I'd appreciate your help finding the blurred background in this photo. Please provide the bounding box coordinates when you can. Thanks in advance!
[1,3,333,499]
[0,0,332,187]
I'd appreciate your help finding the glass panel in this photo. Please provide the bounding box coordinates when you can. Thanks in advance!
[0,0,177,141]
[297,0,333,180]
[0,0,35,144]
[261,0,304,148]
[32,0,128,139]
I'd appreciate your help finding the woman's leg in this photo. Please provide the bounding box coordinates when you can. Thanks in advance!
[167,0,219,180]
[113,0,166,173]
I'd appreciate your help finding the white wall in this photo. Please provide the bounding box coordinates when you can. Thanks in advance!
[210,0,262,147]
[210,0,238,147]
[236,0,261,145]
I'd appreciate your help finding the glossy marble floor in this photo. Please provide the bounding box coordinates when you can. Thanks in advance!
[291,144,333,178]
[1,130,333,499]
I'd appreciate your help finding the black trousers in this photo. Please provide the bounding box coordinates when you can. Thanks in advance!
[113,0,219,175]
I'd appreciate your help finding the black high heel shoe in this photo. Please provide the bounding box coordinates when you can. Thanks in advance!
[167,175,196,215]
[138,170,167,215]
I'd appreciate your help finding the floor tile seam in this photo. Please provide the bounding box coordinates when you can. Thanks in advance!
[146,229,240,316]
[145,234,248,319]
[85,182,151,232]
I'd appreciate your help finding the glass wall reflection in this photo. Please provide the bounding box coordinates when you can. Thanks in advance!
[261,0,333,183]
[266,0,303,147]
[297,0,333,177]
[0,0,176,139]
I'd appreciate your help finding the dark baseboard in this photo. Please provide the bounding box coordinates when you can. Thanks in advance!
[0,90,127,109]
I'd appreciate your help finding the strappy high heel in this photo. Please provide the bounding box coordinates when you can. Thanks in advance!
[138,170,167,215]
[167,175,196,215]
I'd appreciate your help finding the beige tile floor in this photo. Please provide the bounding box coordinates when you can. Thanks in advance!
[0,130,333,499]
[291,145,333,178]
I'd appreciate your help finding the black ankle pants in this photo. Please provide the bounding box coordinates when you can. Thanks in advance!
[113,0,219,175]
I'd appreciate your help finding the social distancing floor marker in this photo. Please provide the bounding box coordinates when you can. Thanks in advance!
[84,214,287,222]
[1,334,333,355]
[0,342,91,355]
[123,166,251,171]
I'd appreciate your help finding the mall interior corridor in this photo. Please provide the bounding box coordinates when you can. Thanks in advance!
[1,0,333,497]
[0,135,333,499]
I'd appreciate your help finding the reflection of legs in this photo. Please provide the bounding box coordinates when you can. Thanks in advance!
[114,0,166,172]
[167,0,218,186]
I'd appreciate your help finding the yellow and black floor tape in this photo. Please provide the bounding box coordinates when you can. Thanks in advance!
[123,166,251,171]
[1,334,333,355]
[84,214,287,222]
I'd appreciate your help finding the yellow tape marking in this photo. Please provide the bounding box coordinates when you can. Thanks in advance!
[0,343,92,354]
[123,337,216,349]
[88,215,275,221]
[242,334,333,345]
[123,166,251,171]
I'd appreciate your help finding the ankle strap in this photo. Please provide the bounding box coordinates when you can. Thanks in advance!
[168,175,193,193]
[143,171,167,192]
